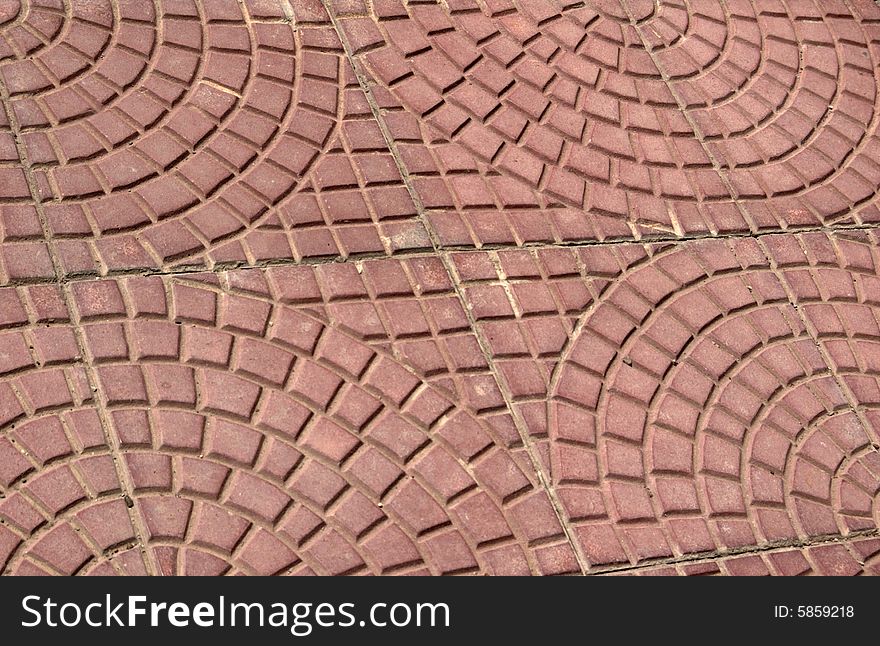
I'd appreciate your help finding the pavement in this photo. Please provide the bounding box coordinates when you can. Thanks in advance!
[0,0,879,576]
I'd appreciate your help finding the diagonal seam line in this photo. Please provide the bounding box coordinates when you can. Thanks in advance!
[755,235,879,461]
[627,0,880,567]
[3,220,880,289]
[629,0,879,463]
[0,78,158,576]
[625,2,760,234]
[591,527,880,575]
[320,0,594,574]
[2,1,876,575]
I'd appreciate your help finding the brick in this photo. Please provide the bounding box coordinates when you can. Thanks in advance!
[3,2,879,579]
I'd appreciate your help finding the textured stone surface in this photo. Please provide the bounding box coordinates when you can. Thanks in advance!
[332,0,880,245]
[0,0,429,281]
[1,0,879,575]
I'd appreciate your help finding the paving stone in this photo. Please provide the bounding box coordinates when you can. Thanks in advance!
[608,536,880,576]
[0,272,572,575]
[327,0,880,245]
[1,0,879,576]
[0,0,429,282]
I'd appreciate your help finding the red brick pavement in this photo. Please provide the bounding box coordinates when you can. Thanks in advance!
[1,0,879,575]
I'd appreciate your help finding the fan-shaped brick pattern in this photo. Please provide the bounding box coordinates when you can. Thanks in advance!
[0,0,428,283]
[326,0,880,246]
[542,231,880,568]
[644,0,880,226]
[332,0,736,243]
[2,0,880,577]
[0,273,579,575]
[607,537,880,575]
[318,231,880,573]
